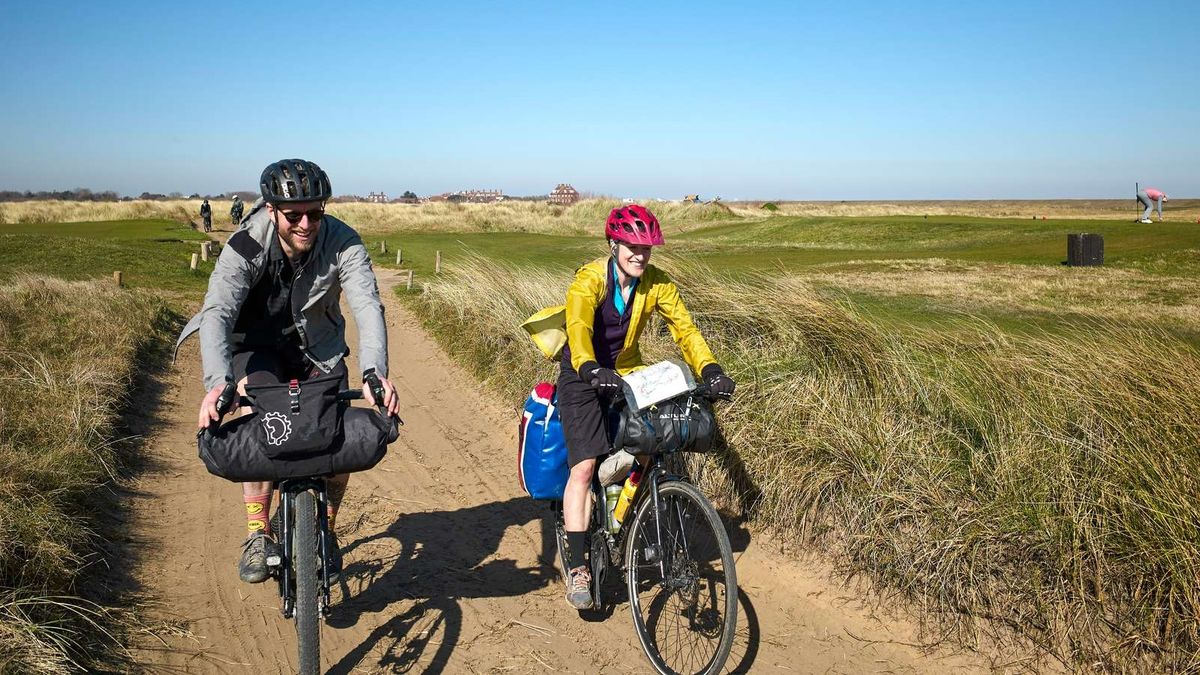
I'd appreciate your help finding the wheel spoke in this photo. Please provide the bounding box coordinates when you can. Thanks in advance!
[627,481,737,675]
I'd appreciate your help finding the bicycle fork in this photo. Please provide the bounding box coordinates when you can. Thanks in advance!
[272,480,333,620]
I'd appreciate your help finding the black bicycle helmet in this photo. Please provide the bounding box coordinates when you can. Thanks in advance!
[259,159,332,204]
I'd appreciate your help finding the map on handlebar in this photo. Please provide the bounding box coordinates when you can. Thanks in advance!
[621,360,696,411]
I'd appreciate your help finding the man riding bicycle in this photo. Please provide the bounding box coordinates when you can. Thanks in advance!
[200,198,213,232]
[557,204,736,609]
[178,158,400,584]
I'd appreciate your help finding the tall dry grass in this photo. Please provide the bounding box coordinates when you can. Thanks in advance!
[0,276,173,672]
[411,254,1200,671]
[0,200,196,225]
[0,198,736,234]
[4,197,1196,230]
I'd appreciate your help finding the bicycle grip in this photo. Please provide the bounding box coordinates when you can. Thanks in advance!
[215,382,237,415]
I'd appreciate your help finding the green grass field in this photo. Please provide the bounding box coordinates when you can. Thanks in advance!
[369,214,1200,344]
[0,219,214,292]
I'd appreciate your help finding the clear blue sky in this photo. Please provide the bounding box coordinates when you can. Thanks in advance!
[1,0,1195,199]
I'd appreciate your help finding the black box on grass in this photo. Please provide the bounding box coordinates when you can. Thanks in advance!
[1067,233,1104,266]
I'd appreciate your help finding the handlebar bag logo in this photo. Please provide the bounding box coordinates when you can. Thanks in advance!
[244,371,345,459]
[261,412,293,446]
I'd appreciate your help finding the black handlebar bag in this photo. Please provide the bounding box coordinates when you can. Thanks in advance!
[614,395,718,455]
[244,372,344,459]
[198,370,394,482]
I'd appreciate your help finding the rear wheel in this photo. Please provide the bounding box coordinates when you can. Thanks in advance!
[293,490,321,675]
[626,480,737,675]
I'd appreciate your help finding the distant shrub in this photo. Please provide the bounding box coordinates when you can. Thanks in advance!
[761,202,778,212]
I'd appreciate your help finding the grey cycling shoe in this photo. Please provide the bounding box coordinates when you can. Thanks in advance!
[566,565,594,610]
[599,449,636,487]
[238,532,278,584]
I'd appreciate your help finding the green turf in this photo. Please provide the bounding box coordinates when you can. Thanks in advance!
[676,215,1200,272]
[0,219,215,292]
[371,215,1200,343]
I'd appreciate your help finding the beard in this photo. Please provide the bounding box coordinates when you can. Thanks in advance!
[279,221,320,255]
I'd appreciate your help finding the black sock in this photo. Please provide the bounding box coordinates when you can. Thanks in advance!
[566,530,588,570]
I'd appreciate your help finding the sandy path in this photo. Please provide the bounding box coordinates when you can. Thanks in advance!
[127,268,992,674]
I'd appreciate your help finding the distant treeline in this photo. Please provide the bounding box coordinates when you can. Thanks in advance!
[0,189,258,202]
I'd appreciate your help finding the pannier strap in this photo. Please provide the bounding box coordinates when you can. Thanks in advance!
[289,379,301,414]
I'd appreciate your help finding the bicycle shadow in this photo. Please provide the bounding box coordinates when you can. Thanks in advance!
[325,496,558,671]
[325,491,761,672]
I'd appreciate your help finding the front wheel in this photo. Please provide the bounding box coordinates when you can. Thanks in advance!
[293,490,321,675]
[626,480,737,675]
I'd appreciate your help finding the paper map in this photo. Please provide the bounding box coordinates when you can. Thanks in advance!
[622,360,696,410]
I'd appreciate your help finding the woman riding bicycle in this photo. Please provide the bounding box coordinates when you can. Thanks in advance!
[558,204,736,610]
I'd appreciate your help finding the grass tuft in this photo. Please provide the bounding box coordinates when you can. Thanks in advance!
[0,276,174,673]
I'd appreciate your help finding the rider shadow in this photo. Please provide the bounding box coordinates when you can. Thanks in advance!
[325,496,557,671]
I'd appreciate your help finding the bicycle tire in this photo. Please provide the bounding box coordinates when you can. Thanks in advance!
[625,480,737,675]
[293,490,321,675]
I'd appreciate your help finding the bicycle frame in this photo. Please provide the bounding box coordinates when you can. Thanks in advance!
[273,477,333,619]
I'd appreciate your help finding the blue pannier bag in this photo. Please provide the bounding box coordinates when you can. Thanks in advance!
[518,382,568,499]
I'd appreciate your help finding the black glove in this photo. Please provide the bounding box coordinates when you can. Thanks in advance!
[701,364,736,400]
[579,361,624,396]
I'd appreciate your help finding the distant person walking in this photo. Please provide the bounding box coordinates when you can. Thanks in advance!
[1137,186,1168,223]
[230,195,244,225]
[200,199,213,232]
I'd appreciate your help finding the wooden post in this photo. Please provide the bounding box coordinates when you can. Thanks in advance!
[406,269,414,290]
[200,241,210,261]
[113,271,123,287]
[380,241,387,254]
[395,249,402,265]
[435,250,442,274]
[190,253,199,270]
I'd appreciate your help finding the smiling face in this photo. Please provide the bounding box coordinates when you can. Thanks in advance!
[613,240,652,279]
[268,200,324,260]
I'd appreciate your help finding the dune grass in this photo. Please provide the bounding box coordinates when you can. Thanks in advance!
[408,254,1200,671]
[0,276,175,673]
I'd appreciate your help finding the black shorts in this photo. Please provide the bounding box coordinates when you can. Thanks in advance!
[231,347,348,389]
[557,366,615,467]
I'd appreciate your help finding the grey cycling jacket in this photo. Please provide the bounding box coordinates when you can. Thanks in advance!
[176,199,388,391]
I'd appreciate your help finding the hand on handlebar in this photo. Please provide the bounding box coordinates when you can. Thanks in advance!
[362,370,401,417]
[701,364,736,401]
[580,361,624,397]
[198,381,237,429]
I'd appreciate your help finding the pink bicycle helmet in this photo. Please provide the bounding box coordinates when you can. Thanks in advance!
[605,204,664,246]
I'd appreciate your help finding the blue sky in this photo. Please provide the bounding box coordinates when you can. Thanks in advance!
[0,0,1195,199]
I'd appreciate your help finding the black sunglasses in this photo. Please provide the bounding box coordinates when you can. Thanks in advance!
[276,207,324,225]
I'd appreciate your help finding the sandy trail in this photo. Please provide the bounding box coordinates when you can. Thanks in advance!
[127,268,991,674]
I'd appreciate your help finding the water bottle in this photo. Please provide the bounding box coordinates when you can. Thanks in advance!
[604,484,623,533]
[612,469,643,525]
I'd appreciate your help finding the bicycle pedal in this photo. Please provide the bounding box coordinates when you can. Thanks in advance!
[266,554,282,567]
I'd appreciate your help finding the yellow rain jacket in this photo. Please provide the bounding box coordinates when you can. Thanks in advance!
[523,258,717,377]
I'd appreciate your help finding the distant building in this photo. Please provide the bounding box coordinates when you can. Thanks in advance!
[682,194,700,204]
[460,189,503,203]
[366,191,388,203]
[549,183,580,205]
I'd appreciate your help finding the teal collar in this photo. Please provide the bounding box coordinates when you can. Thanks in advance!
[611,259,638,316]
